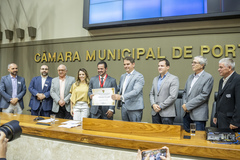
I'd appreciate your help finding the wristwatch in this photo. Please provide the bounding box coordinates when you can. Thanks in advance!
[120,95,123,101]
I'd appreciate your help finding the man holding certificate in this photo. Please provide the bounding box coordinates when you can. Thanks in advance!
[88,61,117,120]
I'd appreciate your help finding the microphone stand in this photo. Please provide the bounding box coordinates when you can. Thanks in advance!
[34,100,45,121]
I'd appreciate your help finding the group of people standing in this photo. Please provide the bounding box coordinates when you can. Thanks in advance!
[149,56,240,132]
[0,57,144,123]
[0,56,239,132]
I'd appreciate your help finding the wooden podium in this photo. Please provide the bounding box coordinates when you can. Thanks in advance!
[82,118,182,139]
[1,113,240,159]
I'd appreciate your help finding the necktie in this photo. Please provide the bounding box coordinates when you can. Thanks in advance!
[101,77,104,86]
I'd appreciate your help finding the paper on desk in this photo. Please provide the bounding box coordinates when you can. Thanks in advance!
[37,119,59,123]
[62,120,81,124]
[58,120,81,128]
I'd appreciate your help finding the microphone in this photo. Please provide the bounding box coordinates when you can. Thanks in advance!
[34,100,45,121]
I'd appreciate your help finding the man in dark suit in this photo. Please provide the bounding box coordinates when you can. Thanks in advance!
[50,64,75,119]
[213,58,240,131]
[182,56,213,132]
[29,65,53,117]
[112,57,145,122]
[88,61,117,120]
[0,63,26,114]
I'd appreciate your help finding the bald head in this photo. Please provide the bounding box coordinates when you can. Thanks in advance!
[40,65,49,77]
[8,63,18,77]
[57,64,67,78]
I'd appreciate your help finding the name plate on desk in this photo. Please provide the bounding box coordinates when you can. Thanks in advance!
[92,88,115,106]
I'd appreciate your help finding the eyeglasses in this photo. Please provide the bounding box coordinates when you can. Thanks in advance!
[58,69,66,72]
[41,68,48,70]
[191,61,200,65]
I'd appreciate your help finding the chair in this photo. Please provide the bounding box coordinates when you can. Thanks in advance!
[210,92,218,127]
[173,89,184,126]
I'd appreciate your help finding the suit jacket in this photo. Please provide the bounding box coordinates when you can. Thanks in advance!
[117,70,145,111]
[50,76,75,113]
[0,75,26,109]
[214,72,240,127]
[182,71,213,121]
[88,75,117,114]
[149,73,179,117]
[28,76,53,111]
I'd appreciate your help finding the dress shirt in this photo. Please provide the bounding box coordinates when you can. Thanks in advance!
[59,78,66,100]
[99,75,107,87]
[222,71,234,89]
[122,70,134,96]
[10,75,17,98]
[157,72,168,92]
[189,70,204,94]
[41,76,48,90]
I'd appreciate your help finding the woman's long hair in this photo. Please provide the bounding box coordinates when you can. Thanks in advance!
[76,68,90,86]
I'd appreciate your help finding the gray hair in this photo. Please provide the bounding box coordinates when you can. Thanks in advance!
[194,56,207,69]
[57,64,67,71]
[8,63,17,69]
[219,58,235,70]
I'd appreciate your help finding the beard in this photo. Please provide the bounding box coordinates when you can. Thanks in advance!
[41,72,48,76]
[11,71,18,76]
[98,71,106,77]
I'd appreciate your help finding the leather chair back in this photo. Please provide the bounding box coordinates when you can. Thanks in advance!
[210,92,218,127]
[173,89,184,125]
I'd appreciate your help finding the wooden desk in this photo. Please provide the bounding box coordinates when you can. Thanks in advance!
[1,113,239,160]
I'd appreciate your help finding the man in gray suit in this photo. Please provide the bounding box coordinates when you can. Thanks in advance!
[112,57,145,122]
[149,59,179,124]
[0,63,26,114]
[88,61,117,120]
[50,64,75,119]
[182,56,213,132]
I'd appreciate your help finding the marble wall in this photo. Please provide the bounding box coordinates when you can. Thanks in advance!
[6,134,218,160]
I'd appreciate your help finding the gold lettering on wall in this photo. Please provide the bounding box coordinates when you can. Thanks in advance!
[117,49,121,60]
[184,46,193,59]
[73,51,81,62]
[57,52,64,62]
[34,53,41,62]
[34,44,239,63]
[99,50,106,60]
[137,48,145,59]
[48,52,57,62]
[145,48,155,60]
[132,48,135,59]
[65,52,72,62]
[86,50,96,61]
[212,45,223,58]
[122,48,131,58]
[41,52,47,62]
[107,49,116,60]
[172,47,182,59]
[225,44,236,57]
[157,47,165,59]
[200,45,210,56]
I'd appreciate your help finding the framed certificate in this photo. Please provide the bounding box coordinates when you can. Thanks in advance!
[92,88,115,106]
